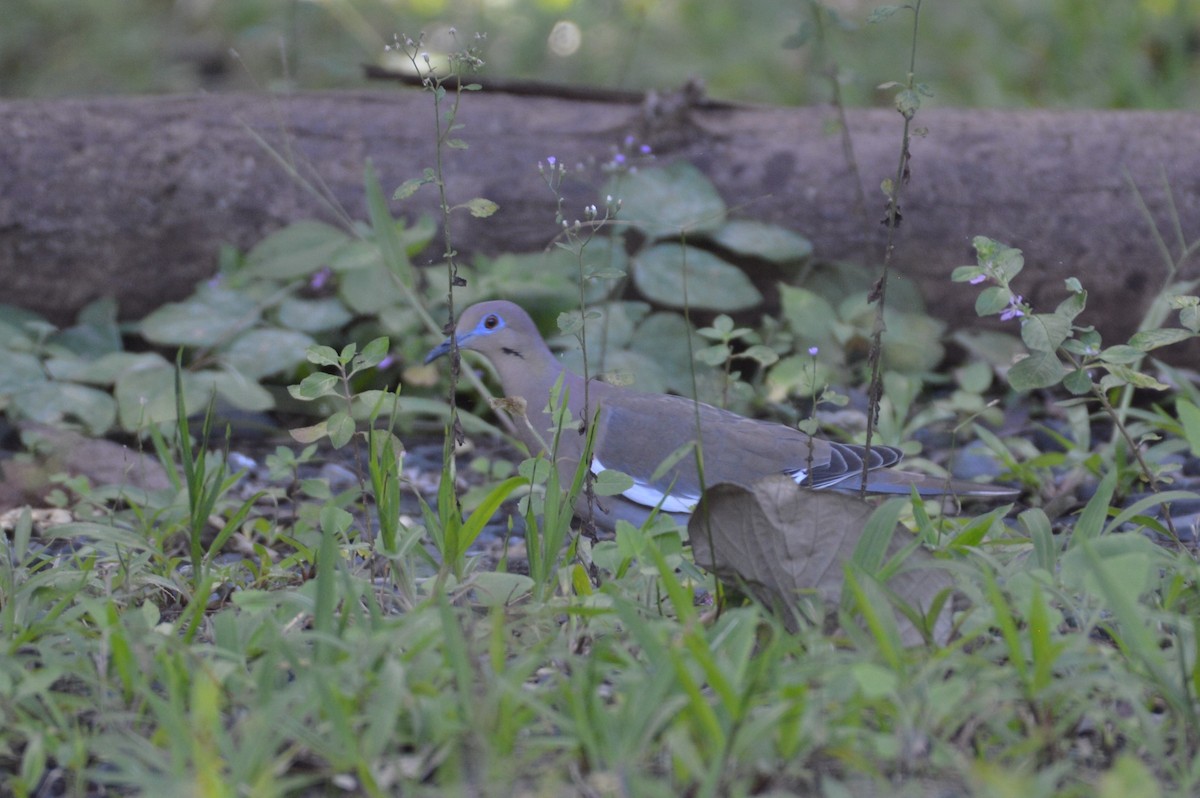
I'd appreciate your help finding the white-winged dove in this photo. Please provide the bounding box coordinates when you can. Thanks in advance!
[426,300,1019,530]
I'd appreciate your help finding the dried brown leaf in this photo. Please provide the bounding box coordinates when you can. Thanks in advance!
[689,475,954,645]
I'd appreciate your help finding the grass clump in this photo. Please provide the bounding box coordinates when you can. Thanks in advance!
[5,12,1200,798]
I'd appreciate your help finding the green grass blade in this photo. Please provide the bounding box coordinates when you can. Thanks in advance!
[1070,468,1117,545]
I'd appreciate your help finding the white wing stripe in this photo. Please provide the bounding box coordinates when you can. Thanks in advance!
[591,458,698,513]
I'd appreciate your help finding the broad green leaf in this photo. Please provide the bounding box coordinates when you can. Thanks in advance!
[1020,312,1071,352]
[765,355,834,401]
[593,469,635,497]
[462,197,499,218]
[695,343,730,366]
[628,312,705,396]
[290,420,327,444]
[632,244,762,312]
[894,88,920,117]
[326,411,355,449]
[350,389,403,421]
[556,310,586,336]
[140,284,260,346]
[475,240,625,306]
[1181,305,1200,333]
[0,349,49,394]
[707,220,813,264]
[1128,327,1194,351]
[1098,363,1168,391]
[244,220,351,279]
[357,337,391,369]
[880,310,946,375]
[835,293,946,374]
[401,214,439,256]
[207,369,274,411]
[561,348,664,394]
[739,344,779,366]
[470,572,534,607]
[991,242,1025,281]
[1062,328,1103,356]
[607,162,725,240]
[339,260,406,314]
[393,176,427,200]
[221,328,315,379]
[275,297,353,333]
[11,381,117,435]
[330,239,383,272]
[51,297,122,358]
[1062,368,1092,395]
[45,351,168,385]
[288,372,339,401]
[951,265,984,283]
[556,301,643,357]
[1098,345,1144,364]
[779,284,839,348]
[1054,289,1087,322]
[0,305,49,346]
[1065,539,1165,678]
[114,366,210,430]
[1007,350,1065,391]
[955,359,993,393]
[951,329,1028,371]
[305,345,341,367]
[974,286,1011,317]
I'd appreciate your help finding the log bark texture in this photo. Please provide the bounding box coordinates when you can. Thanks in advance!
[2,91,1198,354]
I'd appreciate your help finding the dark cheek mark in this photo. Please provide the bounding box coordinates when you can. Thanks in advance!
[502,347,524,359]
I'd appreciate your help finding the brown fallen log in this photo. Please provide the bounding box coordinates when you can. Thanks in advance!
[1,90,1197,360]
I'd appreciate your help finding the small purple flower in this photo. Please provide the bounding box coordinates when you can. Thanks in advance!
[999,295,1025,322]
[624,135,636,148]
[546,156,556,167]
[613,153,626,165]
[969,273,987,285]
[639,144,652,155]
[377,354,395,370]
[309,266,332,291]
[808,346,819,357]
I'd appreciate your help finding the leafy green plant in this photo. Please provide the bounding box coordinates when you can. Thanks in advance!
[417,441,524,584]
[160,362,263,598]
[954,235,1200,526]
[0,178,440,437]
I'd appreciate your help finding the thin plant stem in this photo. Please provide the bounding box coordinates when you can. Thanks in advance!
[860,0,922,497]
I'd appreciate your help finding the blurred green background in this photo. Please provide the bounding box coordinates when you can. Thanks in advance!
[2,0,1197,108]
